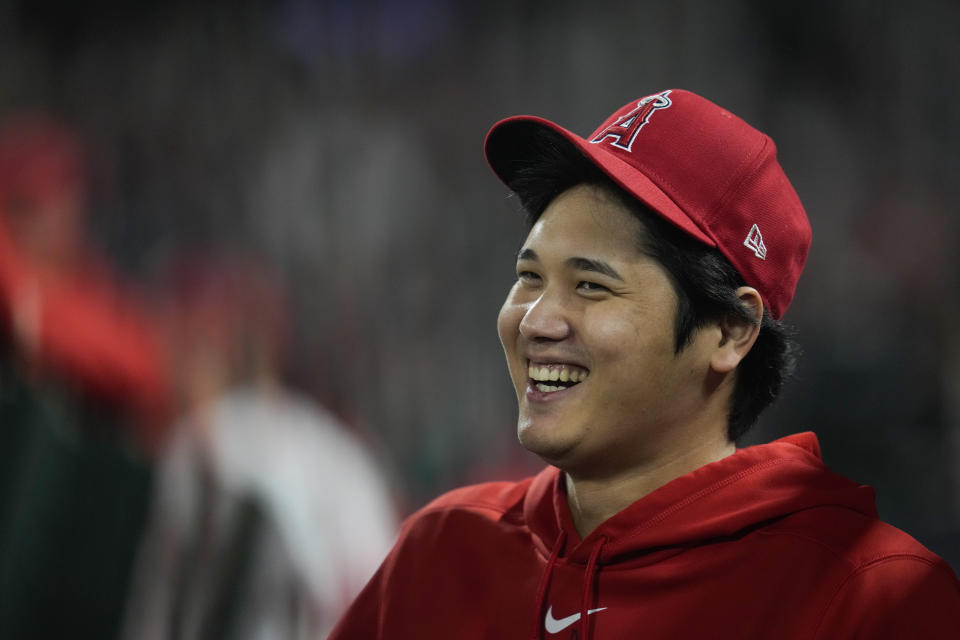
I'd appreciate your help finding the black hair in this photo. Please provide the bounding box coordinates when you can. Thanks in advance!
[502,126,798,441]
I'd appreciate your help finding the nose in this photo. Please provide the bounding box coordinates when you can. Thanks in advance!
[518,291,571,342]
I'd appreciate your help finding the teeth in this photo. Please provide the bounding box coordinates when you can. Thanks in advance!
[535,383,562,393]
[527,363,589,383]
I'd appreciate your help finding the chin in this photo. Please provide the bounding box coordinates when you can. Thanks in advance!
[517,419,578,465]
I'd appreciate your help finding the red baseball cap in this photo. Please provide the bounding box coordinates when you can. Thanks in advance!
[484,89,811,319]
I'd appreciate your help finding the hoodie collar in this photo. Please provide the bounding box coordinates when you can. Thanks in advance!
[523,432,877,565]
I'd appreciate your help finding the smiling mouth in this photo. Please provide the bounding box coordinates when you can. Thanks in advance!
[527,363,590,393]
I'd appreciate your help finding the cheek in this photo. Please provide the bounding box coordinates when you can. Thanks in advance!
[496,291,524,350]
[497,298,527,394]
[582,305,645,350]
[584,308,675,377]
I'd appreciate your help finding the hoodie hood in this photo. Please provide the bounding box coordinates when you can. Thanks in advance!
[523,432,877,565]
[330,431,957,640]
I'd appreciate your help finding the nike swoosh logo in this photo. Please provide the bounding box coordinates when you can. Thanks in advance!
[544,605,608,634]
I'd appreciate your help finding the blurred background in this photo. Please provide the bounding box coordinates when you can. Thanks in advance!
[1,0,958,637]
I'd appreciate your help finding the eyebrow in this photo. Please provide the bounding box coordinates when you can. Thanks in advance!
[516,249,624,282]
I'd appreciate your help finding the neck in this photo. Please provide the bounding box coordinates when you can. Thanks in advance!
[564,434,736,539]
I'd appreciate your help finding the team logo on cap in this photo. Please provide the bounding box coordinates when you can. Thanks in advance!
[589,90,673,152]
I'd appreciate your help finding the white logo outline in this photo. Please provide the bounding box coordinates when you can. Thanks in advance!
[744,224,767,260]
[544,605,608,634]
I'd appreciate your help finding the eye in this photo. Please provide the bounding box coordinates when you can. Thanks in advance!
[517,270,541,283]
[577,280,610,293]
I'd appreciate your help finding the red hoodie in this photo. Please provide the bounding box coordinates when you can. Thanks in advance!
[330,433,960,639]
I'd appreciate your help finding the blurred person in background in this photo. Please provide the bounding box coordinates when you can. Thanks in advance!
[0,112,169,437]
[122,253,397,640]
[331,89,960,639]
[0,113,170,638]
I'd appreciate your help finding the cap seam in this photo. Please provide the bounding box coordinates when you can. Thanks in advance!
[615,154,719,245]
[706,134,777,313]
[707,134,771,228]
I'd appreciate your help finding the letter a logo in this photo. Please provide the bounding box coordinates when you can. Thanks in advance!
[590,90,673,152]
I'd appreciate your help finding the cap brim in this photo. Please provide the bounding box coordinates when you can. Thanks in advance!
[484,115,716,247]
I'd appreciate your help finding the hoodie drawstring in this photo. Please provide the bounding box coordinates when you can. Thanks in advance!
[579,535,606,640]
[531,530,566,640]
[530,532,607,640]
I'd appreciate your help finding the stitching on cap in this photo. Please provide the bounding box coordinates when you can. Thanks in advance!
[707,135,770,227]
[616,156,719,244]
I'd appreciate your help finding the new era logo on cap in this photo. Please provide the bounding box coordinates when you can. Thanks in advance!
[744,224,767,260]
[484,88,811,319]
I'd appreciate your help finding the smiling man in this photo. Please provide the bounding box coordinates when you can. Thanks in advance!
[330,89,960,639]
[500,183,749,538]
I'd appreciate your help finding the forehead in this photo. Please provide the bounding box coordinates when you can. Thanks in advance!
[522,184,646,258]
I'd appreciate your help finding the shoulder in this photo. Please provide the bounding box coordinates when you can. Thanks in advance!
[813,539,960,638]
[350,475,539,590]
[760,507,960,637]
[411,476,536,522]
[385,475,538,550]
[762,505,951,572]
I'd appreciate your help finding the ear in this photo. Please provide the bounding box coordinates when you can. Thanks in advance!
[710,287,763,374]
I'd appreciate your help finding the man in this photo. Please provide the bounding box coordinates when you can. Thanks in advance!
[330,89,960,639]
